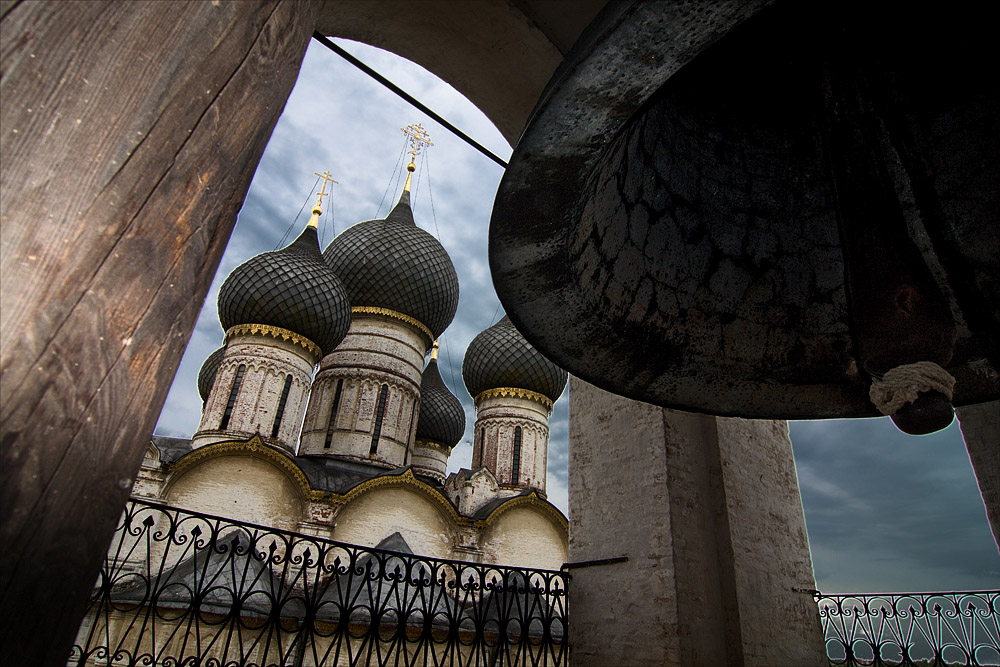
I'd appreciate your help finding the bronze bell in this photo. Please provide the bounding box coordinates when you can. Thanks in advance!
[489,1,999,435]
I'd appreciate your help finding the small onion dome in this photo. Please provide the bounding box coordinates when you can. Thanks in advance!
[322,191,459,338]
[197,346,226,402]
[416,355,466,448]
[217,226,351,355]
[463,316,568,403]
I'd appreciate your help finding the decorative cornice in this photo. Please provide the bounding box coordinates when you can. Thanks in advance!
[169,435,325,501]
[351,306,433,347]
[338,468,463,524]
[414,438,453,453]
[226,323,322,360]
[475,491,569,532]
[474,387,554,411]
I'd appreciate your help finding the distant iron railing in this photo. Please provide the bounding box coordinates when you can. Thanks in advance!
[70,499,568,667]
[817,591,1000,666]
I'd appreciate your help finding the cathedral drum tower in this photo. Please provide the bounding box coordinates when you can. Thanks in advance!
[300,126,460,469]
[463,316,568,495]
[193,175,351,453]
[411,341,466,483]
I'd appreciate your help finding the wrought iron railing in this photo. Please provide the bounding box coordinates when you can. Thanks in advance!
[70,499,568,667]
[817,591,1000,666]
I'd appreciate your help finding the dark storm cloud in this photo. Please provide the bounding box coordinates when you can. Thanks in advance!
[790,418,999,592]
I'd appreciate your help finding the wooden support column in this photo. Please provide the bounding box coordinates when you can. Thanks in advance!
[0,1,319,663]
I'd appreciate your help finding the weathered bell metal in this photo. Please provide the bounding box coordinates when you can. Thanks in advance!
[489,1,999,433]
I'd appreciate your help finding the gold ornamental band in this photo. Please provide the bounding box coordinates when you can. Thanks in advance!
[415,438,453,452]
[225,324,322,360]
[474,387,554,410]
[351,306,434,345]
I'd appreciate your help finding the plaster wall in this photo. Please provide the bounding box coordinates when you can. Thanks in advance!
[957,400,1000,550]
[332,486,454,560]
[193,332,316,452]
[474,395,550,493]
[165,455,304,533]
[568,377,826,666]
[480,506,568,571]
[301,314,426,466]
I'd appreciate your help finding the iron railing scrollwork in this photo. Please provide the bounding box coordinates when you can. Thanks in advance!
[70,499,568,666]
[816,591,1000,666]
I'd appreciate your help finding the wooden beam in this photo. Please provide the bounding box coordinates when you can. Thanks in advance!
[0,1,319,663]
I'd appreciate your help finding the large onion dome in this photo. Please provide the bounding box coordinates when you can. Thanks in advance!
[463,316,568,403]
[218,226,351,355]
[322,191,459,338]
[416,353,466,448]
[197,346,226,402]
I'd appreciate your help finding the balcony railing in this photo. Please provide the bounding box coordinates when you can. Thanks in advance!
[70,499,568,667]
[817,591,1000,666]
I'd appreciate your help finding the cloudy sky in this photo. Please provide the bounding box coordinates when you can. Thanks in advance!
[154,39,998,594]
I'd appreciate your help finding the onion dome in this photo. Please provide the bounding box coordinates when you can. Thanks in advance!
[217,225,351,355]
[322,190,459,338]
[197,346,226,402]
[416,343,466,447]
[463,316,568,403]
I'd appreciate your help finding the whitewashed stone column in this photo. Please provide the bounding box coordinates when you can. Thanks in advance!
[300,310,430,467]
[193,325,319,453]
[568,378,826,666]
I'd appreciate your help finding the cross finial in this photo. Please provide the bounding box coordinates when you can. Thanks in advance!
[431,339,439,361]
[401,123,432,192]
[313,170,339,211]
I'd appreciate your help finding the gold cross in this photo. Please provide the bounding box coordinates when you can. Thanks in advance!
[401,123,433,166]
[313,170,339,208]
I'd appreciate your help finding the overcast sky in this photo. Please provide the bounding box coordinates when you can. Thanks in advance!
[154,39,998,594]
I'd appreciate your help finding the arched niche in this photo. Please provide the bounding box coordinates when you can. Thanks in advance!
[165,453,307,532]
[479,503,568,571]
[333,485,456,560]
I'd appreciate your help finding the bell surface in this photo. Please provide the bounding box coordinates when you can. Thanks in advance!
[490,0,999,420]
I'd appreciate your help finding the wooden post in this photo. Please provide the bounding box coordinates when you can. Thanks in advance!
[0,1,319,663]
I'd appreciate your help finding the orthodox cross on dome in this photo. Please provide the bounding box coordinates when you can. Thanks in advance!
[401,123,432,192]
[307,170,338,228]
[431,339,439,360]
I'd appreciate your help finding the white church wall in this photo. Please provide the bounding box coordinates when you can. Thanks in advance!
[164,455,305,532]
[332,486,454,560]
[479,506,568,571]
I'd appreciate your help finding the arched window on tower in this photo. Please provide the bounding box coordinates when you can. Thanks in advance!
[219,364,246,430]
[512,426,522,485]
[324,378,345,449]
[370,383,389,455]
[270,374,293,438]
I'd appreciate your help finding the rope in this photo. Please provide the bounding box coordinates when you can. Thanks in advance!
[869,361,956,415]
[275,176,320,250]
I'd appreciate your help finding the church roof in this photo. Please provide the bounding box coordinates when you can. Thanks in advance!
[322,191,459,338]
[217,226,351,355]
[415,357,466,448]
[463,316,568,402]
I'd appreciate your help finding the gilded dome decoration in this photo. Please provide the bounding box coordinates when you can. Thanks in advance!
[217,225,351,356]
[322,190,459,339]
[463,316,568,403]
[416,344,466,448]
[197,346,226,402]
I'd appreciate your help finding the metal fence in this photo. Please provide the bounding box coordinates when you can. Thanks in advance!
[817,591,1000,666]
[70,499,569,667]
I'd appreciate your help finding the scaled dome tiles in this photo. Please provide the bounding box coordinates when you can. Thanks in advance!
[416,358,466,448]
[218,227,351,355]
[463,316,568,403]
[197,347,226,402]
[323,191,459,338]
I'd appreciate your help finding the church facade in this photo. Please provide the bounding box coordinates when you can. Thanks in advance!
[128,158,569,573]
